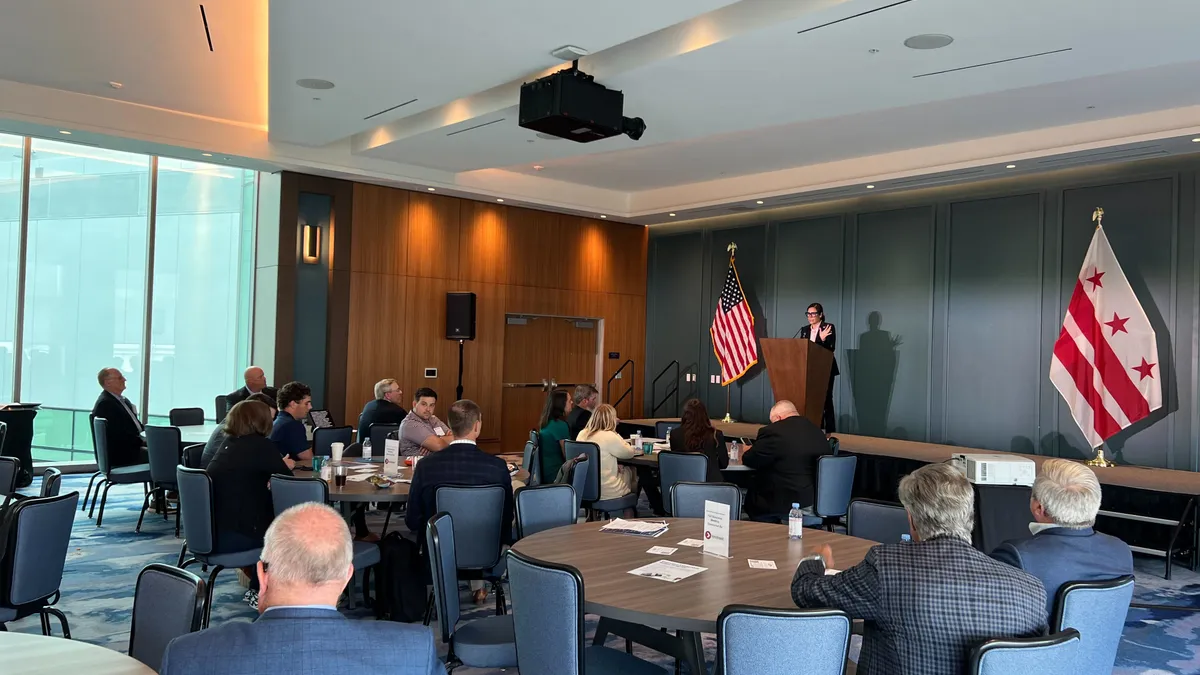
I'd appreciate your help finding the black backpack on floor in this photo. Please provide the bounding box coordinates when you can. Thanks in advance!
[373,531,429,622]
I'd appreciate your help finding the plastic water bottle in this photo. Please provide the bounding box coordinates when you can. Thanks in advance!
[788,503,804,540]
[362,439,373,462]
[728,440,740,461]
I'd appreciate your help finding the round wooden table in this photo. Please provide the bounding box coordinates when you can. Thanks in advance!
[1,633,155,675]
[317,460,530,503]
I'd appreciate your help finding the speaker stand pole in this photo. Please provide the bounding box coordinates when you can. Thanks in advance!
[456,339,465,401]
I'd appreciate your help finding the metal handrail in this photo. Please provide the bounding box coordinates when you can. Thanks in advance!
[606,359,636,418]
[651,360,680,417]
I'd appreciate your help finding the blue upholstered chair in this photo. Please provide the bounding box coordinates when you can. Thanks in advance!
[0,456,18,497]
[803,455,857,530]
[506,548,666,675]
[717,605,851,675]
[82,414,103,513]
[521,440,541,486]
[128,563,205,672]
[515,484,577,539]
[90,417,152,528]
[846,498,909,544]
[168,408,205,427]
[969,629,1081,674]
[570,455,590,513]
[670,482,742,520]
[427,512,517,670]
[0,492,79,637]
[654,421,676,439]
[368,423,400,455]
[313,426,353,457]
[214,395,229,424]
[141,425,183,535]
[659,452,708,515]
[1051,575,1135,674]
[38,468,62,498]
[435,485,509,616]
[565,440,638,518]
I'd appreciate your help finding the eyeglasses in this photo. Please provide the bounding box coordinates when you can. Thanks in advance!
[260,560,270,572]
[805,311,820,316]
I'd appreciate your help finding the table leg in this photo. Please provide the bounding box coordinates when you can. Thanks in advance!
[591,617,708,674]
[678,630,707,675]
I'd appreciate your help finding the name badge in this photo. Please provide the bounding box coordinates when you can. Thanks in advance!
[434,426,445,436]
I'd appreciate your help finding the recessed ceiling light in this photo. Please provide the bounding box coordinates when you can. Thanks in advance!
[669,213,676,217]
[496,198,504,202]
[108,81,123,90]
[866,184,875,189]
[533,165,544,171]
[427,187,436,191]
[535,133,563,141]
[903,34,954,50]
[756,200,764,205]
[296,78,335,90]
[201,153,213,157]
[600,215,607,219]
[58,130,71,135]
[1006,164,1016,169]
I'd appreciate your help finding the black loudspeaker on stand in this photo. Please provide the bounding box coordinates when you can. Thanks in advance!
[446,292,477,400]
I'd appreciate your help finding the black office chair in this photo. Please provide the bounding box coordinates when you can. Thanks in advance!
[214,395,229,424]
[169,408,206,427]
[128,563,206,671]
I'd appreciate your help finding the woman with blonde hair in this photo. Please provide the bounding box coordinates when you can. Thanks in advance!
[577,404,639,506]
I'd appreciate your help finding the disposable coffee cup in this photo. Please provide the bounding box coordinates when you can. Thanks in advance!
[331,442,344,462]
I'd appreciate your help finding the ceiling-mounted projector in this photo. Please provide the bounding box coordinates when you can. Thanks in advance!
[519,66,645,143]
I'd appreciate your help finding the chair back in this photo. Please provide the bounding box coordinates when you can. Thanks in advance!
[92,416,113,474]
[129,563,205,671]
[563,440,601,503]
[39,468,62,498]
[659,452,709,512]
[313,426,353,457]
[176,467,215,555]
[1,492,79,606]
[521,440,540,486]
[970,629,1081,674]
[1051,575,1135,674]
[168,408,205,427]
[814,455,857,518]
[569,456,589,512]
[214,395,229,424]
[654,421,676,439]
[425,512,461,641]
[342,441,364,458]
[145,425,183,485]
[846,499,909,543]
[368,423,400,453]
[506,549,585,675]
[182,444,205,469]
[0,420,6,455]
[515,484,576,539]
[435,485,506,570]
[671,482,742,520]
[270,475,328,516]
[0,456,18,496]
[717,605,851,675]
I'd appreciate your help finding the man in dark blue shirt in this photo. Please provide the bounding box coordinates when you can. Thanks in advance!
[271,381,314,461]
[357,378,407,443]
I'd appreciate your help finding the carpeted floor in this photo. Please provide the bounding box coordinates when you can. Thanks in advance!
[5,474,1199,674]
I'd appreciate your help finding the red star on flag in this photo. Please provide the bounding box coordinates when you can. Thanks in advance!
[1104,313,1129,335]
[1132,358,1156,381]
[1085,268,1105,290]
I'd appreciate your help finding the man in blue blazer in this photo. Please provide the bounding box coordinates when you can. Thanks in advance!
[991,458,1133,617]
[162,502,445,675]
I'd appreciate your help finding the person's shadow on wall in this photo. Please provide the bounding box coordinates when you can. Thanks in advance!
[845,311,902,437]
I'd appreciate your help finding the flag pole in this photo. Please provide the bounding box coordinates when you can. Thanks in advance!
[722,242,738,424]
[1085,206,1115,468]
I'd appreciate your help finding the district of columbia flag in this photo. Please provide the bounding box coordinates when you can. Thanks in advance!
[1049,224,1161,448]
[711,256,758,385]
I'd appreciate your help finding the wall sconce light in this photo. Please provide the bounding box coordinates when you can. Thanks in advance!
[302,224,321,263]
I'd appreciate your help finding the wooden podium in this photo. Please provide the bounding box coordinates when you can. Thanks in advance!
[759,338,834,427]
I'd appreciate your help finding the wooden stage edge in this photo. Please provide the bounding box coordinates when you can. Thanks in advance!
[622,418,1200,497]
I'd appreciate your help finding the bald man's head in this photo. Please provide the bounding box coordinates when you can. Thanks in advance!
[260,503,353,588]
[769,400,799,423]
[244,366,267,393]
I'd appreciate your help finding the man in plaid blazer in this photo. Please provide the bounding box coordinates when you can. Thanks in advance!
[791,463,1047,675]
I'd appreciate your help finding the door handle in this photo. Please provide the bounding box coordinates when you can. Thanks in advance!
[549,378,558,390]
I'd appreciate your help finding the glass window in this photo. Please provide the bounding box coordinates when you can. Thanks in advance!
[0,134,22,401]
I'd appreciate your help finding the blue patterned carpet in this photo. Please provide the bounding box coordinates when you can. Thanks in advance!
[5,475,1199,674]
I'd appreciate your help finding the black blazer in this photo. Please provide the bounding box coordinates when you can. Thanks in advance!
[91,391,146,467]
[741,415,830,516]
[226,385,279,409]
[357,399,408,443]
[798,322,839,377]
[566,407,593,441]
[667,427,729,482]
[206,434,292,548]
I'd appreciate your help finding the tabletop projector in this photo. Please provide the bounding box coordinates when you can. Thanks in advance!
[951,454,1036,486]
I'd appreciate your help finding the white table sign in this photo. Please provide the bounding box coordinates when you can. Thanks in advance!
[703,499,730,558]
[383,438,401,475]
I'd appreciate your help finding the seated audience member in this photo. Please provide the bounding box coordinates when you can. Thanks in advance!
[667,398,728,482]
[398,388,450,457]
[226,365,278,408]
[537,389,573,482]
[207,400,295,608]
[577,403,638,511]
[91,367,148,467]
[992,458,1134,616]
[202,392,275,467]
[792,463,1046,675]
[358,378,408,444]
[161,502,444,675]
[270,381,314,462]
[566,384,599,440]
[740,400,829,521]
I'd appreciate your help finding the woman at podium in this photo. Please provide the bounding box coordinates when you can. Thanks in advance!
[797,302,838,433]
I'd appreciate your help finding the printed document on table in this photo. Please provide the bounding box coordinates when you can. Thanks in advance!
[599,519,669,537]
[747,559,777,570]
[646,546,677,555]
[627,560,708,583]
[676,538,704,547]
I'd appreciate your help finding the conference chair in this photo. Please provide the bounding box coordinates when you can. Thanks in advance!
[506,548,666,675]
[182,443,205,469]
[658,452,708,515]
[38,468,62,498]
[670,482,742,520]
[427,512,517,670]
[91,417,152,528]
[1051,575,1135,675]
[176,466,262,628]
[717,605,851,675]
[214,395,229,424]
[515,484,577,539]
[268,474,379,607]
[0,492,79,637]
[654,421,676,439]
[569,455,590,513]
[141,426,183,535]
[528,429,542,483]
[969,629,1081,674]
[435,485,509,617]
[128,563,205,672]
[368,423,400,454]
[0,456,18,496]
[168,408,205,427]
[804,455,858,531]
[521,440,541,486]
[342,441,364,458]
[313,426,353,457]
[846,498,909,544]
[565,440,639,519]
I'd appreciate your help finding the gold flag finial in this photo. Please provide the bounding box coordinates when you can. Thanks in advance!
[1092,207,1104,229]
[1086,446,1115,467]
[727,242,738,257]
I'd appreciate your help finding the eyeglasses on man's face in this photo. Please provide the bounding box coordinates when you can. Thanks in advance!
[805,311,820,316]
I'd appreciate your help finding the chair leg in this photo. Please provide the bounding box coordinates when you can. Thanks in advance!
[382,504,393,535]
[203,566,225,629]
[493,580,507,616]
[422,590,435,626]
[178,543,189,567]
[44,608,70,639]
[39,610,50,636]
[95,482,114,527]
[83,472,99,512]
[88,479,108,518]
[175,506,181,538]
[135,489,153,533]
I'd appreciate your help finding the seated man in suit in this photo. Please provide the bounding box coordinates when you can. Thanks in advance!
[161,502,445,675]
[991,458,1133,616]
[226,366,278,408]
[90,367,147,467]
[357,377,408,443]
[740,400,830,521]
[269,381,314,462]
[566,383,599,440]
[792,463,1047,675]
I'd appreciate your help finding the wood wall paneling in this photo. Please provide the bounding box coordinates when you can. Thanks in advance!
[459,201,508,284]
[505,207,562,288]
[407,191,461,281]
[454,281,505,442]
[351,183,409,276]
[343,272,409,426]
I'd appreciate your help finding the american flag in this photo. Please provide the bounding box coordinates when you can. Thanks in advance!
[711,257,758,384]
